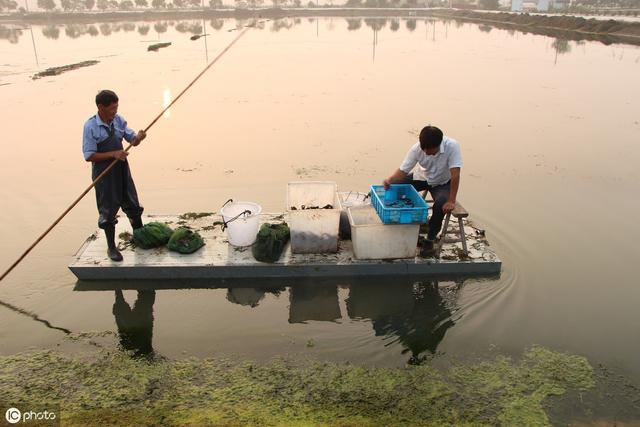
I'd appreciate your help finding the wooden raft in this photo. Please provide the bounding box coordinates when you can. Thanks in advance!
[69,213,501,281]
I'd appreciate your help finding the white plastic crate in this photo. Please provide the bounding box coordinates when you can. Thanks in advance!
[347,205,419,260]
[338,191,371,239]
[287,181,341,254]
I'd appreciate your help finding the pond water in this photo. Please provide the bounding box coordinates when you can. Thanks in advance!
[1,15,639,418]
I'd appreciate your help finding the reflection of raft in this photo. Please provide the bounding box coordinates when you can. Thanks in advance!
[69,213,501,280]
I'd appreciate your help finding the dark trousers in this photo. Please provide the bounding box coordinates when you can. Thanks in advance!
[93,161,143,229]
[400,174,450,241]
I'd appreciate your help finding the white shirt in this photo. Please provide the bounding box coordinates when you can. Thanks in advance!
[399,136,463,186]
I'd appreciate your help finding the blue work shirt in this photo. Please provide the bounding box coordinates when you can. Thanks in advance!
[82,113,136,161]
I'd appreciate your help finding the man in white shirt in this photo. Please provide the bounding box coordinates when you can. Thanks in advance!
[383,125,463,255]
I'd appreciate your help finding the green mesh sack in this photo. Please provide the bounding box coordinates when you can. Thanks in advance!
[133,222,173,249]
[168,227,205,254]
[252,223,290,263]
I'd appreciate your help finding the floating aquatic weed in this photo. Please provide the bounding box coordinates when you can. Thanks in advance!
[0,346,603,426]
[147,42,171,52]
[178,212,214,220]
[31,60,99,80]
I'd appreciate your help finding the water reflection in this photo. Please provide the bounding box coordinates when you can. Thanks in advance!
[1,16,633,66]
[137,24,150,35]
[346,18,361,31]
[552,37,571,64]
[113,289,156,358]
[289,283,340,323]
[347,279,459,365]
[226,286,284,307]
[175,21,202,35]
[42,24,60,39]
[78,275,468,364]
[0,24,23,43]
[162,87,172,118]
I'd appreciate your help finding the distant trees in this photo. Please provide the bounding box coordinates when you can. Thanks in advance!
[37,0,57,10]
[364,0,389,6]
[478,0,499,9]
[151,0,166,7]
[0,0,18,11]
[84,0,95,9]
[135,0,148,6]
[209,0,222,6]
[61,0,87,10]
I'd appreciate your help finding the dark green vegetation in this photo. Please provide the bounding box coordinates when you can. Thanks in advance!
[178,211,214,220]
[30,59,99,79]
[167,227,205,254]
[252,222,290,263]
[0,346,598,426]
[147,41,171,51]
[132,221,173,248]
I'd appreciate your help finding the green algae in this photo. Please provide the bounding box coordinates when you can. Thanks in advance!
[0,346,597,426]
[178,212,214,220]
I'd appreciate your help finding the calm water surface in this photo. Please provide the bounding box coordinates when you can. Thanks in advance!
[1,15,639,410]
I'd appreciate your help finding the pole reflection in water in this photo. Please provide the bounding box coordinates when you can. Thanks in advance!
[113,289,156,358]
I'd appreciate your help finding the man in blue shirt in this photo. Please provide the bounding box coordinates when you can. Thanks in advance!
[83,90,146,261]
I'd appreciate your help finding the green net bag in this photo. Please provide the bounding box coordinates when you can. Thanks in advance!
[168,227,205,254]
[252,223,290,263]
[133,222,173,249]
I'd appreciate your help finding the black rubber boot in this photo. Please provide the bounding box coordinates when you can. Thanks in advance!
[130,216,144,230]
[104,225,123,262]
[420,239,436,258]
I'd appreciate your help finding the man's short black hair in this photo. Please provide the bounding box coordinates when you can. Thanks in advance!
[419,125,443,150]
[95,90,118,107]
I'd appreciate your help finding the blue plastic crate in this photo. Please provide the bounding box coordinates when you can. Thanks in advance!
[370,184,429,225]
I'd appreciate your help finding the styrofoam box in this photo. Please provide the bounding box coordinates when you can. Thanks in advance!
[287,181,342,254]
[347,205,419,260]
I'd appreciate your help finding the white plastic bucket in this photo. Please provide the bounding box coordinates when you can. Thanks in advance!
[220,201,262,247]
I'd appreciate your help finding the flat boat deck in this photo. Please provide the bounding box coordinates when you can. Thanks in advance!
[69,213,501,280]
